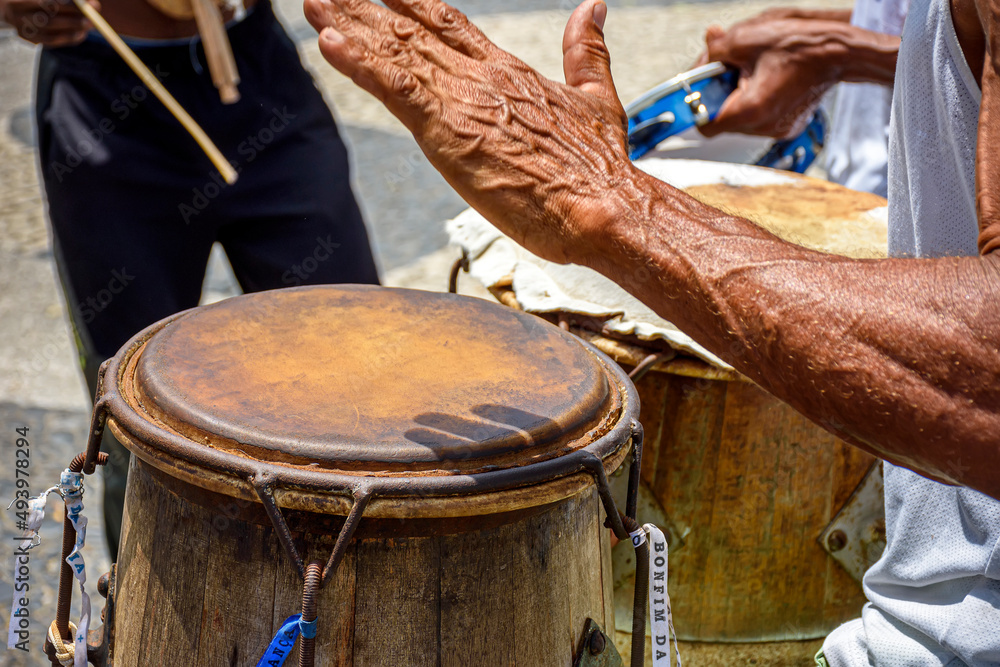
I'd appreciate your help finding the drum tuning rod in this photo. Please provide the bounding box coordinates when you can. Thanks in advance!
[70,0,239,185]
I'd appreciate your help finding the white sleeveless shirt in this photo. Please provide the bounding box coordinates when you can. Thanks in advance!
[822,0,1000,663]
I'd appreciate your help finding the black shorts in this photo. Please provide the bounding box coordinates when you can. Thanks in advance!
[35,0,379,368]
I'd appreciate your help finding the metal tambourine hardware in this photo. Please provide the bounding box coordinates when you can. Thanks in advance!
[681,79,710,126]
[625,62,733,159]
[684,91,709,126]
[625,61,828,172]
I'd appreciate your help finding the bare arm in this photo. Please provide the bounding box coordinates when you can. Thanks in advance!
[305,0,1000,498]
[746,7,854,22]
[593,170,1000,491]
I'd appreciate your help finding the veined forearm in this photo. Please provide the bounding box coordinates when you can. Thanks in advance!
[828,23,900,83]
[759,8,853,22]
[589,168,1000,496]
[769,20,900,85]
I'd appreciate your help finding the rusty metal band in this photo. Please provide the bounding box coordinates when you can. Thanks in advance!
[96,310,640,504]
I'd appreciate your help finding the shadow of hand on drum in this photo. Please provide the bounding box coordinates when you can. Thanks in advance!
[404,404,561,463]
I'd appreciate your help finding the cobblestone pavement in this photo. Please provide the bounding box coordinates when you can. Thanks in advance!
[0,0,850,663]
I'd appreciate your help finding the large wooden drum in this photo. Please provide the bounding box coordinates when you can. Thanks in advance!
[447,159,889,663]
[91,286,640,665]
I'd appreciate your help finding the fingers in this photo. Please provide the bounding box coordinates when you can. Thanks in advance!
[691,25,726,69]
[698,74,781,137]
[317,25,438,135]
[24,12,86,30]
[309,0,476,98]
[703,24,734,64]
[35,29,89,46]
[561,0,618,104]
[696,88,752,137]
[699,77,815,139]
[4,0,93,46]
[380,0,500,61]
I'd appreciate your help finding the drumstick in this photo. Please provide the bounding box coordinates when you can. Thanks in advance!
[190,0,241,104]
[71,0,239,184]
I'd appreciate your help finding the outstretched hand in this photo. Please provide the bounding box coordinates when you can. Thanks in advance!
[304,0,633,264]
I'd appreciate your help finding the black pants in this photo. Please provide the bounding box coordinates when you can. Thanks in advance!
[35,1,379,559]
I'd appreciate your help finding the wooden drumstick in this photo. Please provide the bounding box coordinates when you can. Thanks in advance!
[190,0,241,104]
[71,0,239,184]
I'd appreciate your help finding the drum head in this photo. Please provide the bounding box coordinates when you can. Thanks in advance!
[637,159,888,258]
[133,286,615,471]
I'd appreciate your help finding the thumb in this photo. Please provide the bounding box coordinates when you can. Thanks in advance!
[697,90,742,137]
[705,24,726,43]
[563,0,617,101]
[693,26,725,68]
[703,24,729,61]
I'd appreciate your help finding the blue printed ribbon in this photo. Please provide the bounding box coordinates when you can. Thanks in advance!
[256,614,318,667]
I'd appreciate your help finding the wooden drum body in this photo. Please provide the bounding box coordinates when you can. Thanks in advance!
[95,286,639,666]
[588,336,877,661]
[114,457,615,665]
[447,159,890,662]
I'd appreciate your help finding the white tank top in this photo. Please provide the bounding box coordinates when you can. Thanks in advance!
[822,0,1000,663]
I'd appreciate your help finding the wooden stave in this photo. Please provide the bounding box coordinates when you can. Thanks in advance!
[114,454,617,666]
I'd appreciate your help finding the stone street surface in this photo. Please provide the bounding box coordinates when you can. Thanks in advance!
[0,0,849,663]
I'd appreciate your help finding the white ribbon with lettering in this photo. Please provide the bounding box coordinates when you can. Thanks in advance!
[644,523,681,667]
[6,486,58,649]
[60,470,90,667]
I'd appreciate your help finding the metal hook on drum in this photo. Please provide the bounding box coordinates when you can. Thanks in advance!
[578,428,648,667]
[251,473,373,667]
[448,249,470,294]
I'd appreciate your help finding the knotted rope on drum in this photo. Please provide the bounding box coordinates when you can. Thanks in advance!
[46,620,77,667]
[37,451,110,667]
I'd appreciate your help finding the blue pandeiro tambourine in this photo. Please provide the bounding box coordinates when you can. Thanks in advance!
[625,62,827,173]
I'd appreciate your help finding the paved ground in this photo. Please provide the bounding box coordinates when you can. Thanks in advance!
[0,0,850,663]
